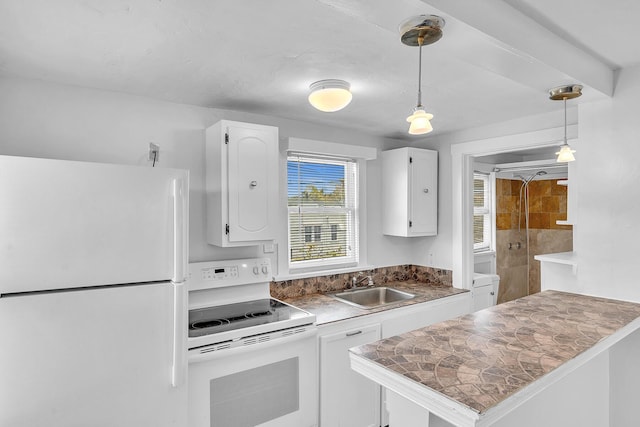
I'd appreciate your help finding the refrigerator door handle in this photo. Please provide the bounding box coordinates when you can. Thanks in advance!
[172,178,188,283]
[172,281,188,387]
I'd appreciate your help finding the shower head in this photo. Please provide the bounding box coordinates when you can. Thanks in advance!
[517,170,547,185]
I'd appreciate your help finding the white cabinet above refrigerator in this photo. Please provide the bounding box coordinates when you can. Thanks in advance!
[205,120,279,247]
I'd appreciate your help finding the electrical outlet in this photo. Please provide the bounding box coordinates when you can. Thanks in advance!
[148,143,160,162]
[263,243,275,253]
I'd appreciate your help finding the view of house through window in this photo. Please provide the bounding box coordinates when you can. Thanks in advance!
[287,154,358,268]
[473,172,492,251]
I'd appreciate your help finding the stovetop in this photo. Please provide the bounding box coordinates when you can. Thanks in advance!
[188,298,312,338]
[187,258,316,351]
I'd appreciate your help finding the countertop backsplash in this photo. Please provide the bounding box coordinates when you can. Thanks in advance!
[270,264,452,300]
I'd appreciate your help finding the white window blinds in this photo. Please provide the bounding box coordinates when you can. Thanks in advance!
[473,172,492,251]
[287,154,358,269]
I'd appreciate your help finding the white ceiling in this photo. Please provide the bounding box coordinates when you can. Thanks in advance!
[0,0,637,141]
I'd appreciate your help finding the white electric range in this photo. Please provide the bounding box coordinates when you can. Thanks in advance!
[187,258,318,427]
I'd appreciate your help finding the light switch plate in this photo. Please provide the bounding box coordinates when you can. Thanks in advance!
[263,243,275,253]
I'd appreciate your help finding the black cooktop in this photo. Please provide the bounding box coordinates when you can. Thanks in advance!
[188,298,310,338]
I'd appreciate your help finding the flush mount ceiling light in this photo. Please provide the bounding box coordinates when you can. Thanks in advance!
[308,79,352,112]
[399,14,445,135]
[550,84,582,162]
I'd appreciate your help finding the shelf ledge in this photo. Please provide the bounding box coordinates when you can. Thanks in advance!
[535,251,577,274]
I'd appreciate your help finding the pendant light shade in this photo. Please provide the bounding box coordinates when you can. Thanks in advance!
[308,79,352,112]
[555,144,576,162]
[406,109,433,135]
[399,15,444,136]
[549,84,582,163]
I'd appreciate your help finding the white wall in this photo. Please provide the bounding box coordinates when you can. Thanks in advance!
[572,64,640,302]
[432,65,640,298]
[0,76,435,274]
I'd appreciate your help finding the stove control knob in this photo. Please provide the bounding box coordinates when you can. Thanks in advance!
[261,266,268,275]
[253,266,259,275]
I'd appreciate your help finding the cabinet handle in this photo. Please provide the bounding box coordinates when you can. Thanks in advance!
[346,330,363,337]
[423,188,429,193]
[490,291,495,295]
[250,180,258,188]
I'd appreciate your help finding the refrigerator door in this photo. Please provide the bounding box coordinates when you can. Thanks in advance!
[0,155,189,294]
[0,282,187,427]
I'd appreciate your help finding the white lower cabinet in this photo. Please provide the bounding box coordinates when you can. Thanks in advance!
[318,292,471,427]
[319,323,381,427]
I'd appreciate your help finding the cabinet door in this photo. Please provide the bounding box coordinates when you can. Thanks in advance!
[227,124,278,242]
[473,285,495,312]
[320,323,381,427]
[409,149,437,235]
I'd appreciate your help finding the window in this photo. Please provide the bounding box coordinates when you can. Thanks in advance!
[473,172,492,252]
[287,154,358,269]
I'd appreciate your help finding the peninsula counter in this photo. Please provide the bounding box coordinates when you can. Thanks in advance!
[350,290,640,427]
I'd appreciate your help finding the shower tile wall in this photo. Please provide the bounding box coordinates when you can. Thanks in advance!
[496,179,573,303]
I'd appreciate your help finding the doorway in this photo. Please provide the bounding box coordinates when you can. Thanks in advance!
[450,123,577,292]
[474,157,572,303]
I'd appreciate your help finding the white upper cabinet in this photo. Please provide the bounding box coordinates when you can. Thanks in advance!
[382,147,438,237]
[206,120,279,246]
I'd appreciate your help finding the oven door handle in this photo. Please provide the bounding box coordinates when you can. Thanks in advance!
[188,327,317,364]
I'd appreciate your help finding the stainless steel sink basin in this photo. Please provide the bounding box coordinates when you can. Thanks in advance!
[331,287,415,309]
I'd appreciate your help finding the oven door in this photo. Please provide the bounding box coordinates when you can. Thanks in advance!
[188,327,318,427]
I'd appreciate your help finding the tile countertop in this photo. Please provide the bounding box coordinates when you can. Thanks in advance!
[349,290,640,422]
[281,281,469,326]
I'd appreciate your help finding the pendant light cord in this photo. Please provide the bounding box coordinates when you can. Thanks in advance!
[563,96,567,144]
[416,37,424,108]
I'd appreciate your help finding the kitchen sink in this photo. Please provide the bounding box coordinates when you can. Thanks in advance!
[331,287,415,309]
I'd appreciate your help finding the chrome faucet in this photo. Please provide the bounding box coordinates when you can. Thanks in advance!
[350,275,373,289]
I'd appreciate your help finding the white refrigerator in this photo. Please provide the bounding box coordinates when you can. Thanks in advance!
[0,155,189,427]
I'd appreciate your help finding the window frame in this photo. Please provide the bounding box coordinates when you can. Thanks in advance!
[287,153,359,270]
[473,172,493,252]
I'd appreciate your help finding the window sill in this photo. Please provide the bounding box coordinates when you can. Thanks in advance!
[274,264,376,281]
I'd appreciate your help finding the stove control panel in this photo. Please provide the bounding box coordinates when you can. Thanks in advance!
[200,265,238,281]
[187,258,272,291]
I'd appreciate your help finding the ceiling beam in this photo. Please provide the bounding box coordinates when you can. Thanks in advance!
[419,0,614,97]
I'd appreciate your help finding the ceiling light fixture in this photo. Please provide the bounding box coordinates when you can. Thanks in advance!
[308,79,352,112]
[549,84,582,162]
[399,15,445,135]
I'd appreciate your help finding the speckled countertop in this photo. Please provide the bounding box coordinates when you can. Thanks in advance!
[350,290,640,415]
[282,281,469,325]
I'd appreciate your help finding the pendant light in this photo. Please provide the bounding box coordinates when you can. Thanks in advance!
[399,15,445,135]
[308,79,352,112]
[549,85,582,162]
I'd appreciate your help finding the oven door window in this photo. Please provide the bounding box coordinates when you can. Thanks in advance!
[209,357,299,427]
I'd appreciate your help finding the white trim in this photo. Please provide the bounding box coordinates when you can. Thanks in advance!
[451,125,577,289]
[274,264,376,281]
[287,137,377,160]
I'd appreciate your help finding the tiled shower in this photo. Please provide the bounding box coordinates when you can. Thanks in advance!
[496,178,573,303]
